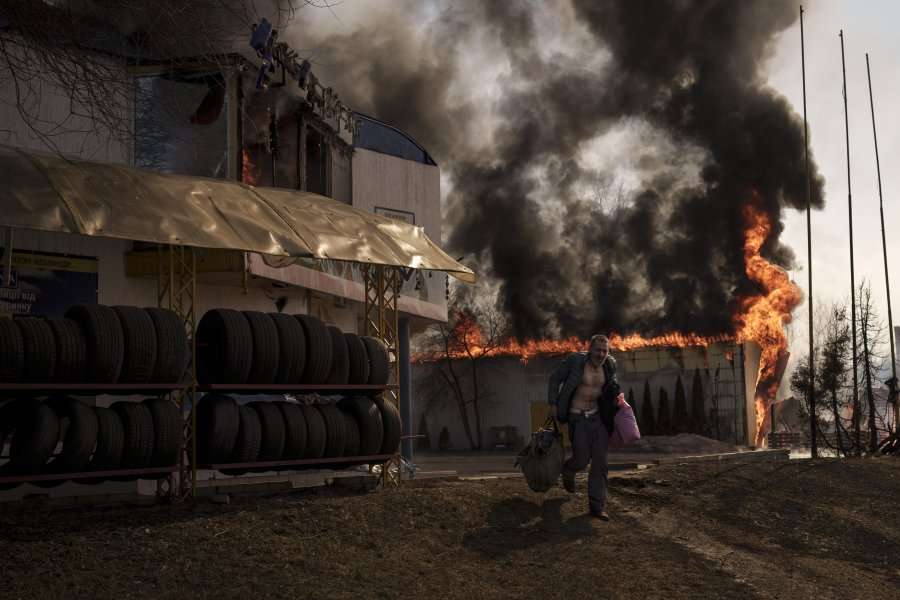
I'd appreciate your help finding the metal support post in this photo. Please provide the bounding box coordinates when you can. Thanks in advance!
[156,244,197,500]
[399,317,412,463]
[363,264,401,486]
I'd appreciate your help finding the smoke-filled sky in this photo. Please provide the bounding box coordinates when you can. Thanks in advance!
[289,0,900,362]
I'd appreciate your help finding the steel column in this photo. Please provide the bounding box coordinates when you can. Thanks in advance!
[157,244,197,500]
[363,264,401,485]
[399,317,412,462]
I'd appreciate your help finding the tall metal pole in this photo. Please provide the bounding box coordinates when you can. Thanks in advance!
[801,6,818,458]
[865,54,899,433]
[840,30,861,455]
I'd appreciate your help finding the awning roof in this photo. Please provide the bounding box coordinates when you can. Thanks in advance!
[0,144,475,283]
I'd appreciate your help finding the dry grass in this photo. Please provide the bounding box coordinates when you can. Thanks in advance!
[2,458,899,599]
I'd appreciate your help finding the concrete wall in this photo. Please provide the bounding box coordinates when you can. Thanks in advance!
[351,148,441,238]
[412,342,759,452]
[351,147,447,323]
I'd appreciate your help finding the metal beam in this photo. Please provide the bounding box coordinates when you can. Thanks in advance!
[399,317,412,462]
[157,244,197,500]
[363,264,402,486]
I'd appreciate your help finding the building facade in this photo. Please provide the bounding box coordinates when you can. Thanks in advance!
[0,21,449,500]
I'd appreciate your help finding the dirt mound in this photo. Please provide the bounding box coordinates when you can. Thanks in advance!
[618,433,740,454]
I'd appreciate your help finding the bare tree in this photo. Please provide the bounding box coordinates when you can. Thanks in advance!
[417,294,510,450]
[855,280,891,452]
[792,288,893,457]
[0,1,315,154]
[792,301,852,456]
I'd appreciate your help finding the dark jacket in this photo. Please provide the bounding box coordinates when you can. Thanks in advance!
[547,352,620,433]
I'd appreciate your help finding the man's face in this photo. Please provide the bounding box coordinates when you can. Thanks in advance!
[589,341,609,365]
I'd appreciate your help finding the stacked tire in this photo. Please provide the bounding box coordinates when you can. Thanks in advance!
[196,311,390,389]
[0,397,181,488]
[194,394,402,471]
[0,305,188,384]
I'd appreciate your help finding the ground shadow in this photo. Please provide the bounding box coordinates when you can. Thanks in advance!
[462,495,598,558]
[0,484,359,542]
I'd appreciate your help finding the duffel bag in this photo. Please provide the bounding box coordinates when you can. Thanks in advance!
[515,417,565,493]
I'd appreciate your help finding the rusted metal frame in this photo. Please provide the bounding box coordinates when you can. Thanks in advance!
[363,264,381,340]
[363,264,402,486]
[197,384,396,393]
[197,454,394,471]
[0,383,188,395]
[156,244,198,501]
[0,466,178,485]
[384,267,402,485]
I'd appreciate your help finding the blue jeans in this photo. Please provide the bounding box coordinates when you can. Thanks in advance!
[564,413,610,512]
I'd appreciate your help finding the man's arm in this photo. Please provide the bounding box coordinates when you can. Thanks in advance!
[605,355,619,387]
[547,354,573,405]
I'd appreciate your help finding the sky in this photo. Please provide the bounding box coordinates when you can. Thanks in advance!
[768,1,900,374]
[291,0,900,379]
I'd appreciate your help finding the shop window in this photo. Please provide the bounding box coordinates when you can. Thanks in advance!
[134,71,228,178]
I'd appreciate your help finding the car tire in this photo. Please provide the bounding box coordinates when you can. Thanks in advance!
[338,396,384,456]
[145,308,189,383]
[325,326,350,385]
[196,393,239,465]
[361,336,390,386]
[344,333,370,385]
[269,313,306,384]
[65,305,125,383]
[278,401,307,460]
[196,309,253,384]
[15,318,56,382]
[112,306,158,384]
[299,404,326,459]
[294,314,332,384]
[243,311,279,384]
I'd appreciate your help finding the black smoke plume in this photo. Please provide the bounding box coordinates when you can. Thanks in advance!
[296,0,825,339]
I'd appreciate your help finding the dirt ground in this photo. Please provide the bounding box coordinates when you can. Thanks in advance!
[2,457,899,600]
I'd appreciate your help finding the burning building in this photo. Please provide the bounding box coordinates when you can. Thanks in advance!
[413,196,800,451]
[298,2,821,451]
[413,339,765,451]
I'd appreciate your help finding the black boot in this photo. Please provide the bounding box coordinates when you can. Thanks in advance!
[562,468,576,493]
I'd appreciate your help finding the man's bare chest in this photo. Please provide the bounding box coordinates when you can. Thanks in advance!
[581,362,606,388]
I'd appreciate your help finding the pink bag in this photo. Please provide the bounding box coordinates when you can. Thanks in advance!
[609,393,641,448]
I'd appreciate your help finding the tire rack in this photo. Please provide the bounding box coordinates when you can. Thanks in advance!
[0,244,408,500]
[185,265,404,493]
[158,247,407,498]
[0,383,188,488]
[192,384,399,475]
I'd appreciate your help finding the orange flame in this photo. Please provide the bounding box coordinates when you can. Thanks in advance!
[241,148,261,186]
[416,316,734,364]
[734,199,802,446]
[417,197,801,447]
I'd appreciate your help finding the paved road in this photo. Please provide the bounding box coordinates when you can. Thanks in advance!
[412,450,665,477]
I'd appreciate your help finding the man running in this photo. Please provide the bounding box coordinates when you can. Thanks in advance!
[547,334,621,521]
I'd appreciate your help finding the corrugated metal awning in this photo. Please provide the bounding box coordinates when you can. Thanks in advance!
[0,144,475,282]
